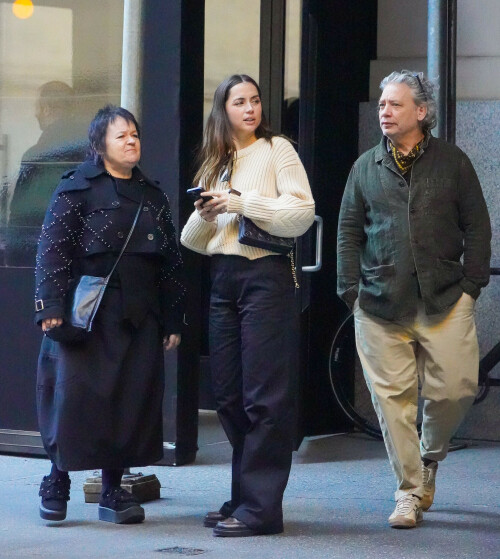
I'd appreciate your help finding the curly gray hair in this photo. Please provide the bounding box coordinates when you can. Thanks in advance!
[380,70,437,132]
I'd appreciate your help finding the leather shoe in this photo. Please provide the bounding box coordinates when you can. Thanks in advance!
[203,511,227,528]
[213,516,256,537]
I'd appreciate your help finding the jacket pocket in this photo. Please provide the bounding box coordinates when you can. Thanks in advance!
[360,263,395,299]
[362,263,396,279]
[434,258,464,293]
[424,178,457,207]
[358,263,396,318]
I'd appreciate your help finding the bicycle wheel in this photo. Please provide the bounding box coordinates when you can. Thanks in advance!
[328,313,423,440]
[475,339,500,404]
[328,313,382,439]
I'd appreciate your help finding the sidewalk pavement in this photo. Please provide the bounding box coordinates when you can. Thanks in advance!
[0,412,498,559]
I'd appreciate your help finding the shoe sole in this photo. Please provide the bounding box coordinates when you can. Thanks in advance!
[204,518,224,528]
[213,524,283,537]
[389,510,423,529]
[213,526,257,537]
[98,505,145,524]
[40,504,66,521]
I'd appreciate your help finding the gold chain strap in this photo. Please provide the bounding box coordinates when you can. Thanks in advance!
[288,250,300,289]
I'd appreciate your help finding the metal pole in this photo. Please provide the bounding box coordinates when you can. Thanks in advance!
[446,0,457,144]
[121,0,145,120]
[427,0,447,140]
[259,0,286,132]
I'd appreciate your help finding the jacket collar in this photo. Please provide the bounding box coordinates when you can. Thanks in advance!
[374,131,432,164]
[79,160,160,190]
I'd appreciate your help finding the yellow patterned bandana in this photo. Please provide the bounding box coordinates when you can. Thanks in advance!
[388,139,423,174]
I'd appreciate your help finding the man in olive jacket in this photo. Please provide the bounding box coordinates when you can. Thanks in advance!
[337,70,491,529]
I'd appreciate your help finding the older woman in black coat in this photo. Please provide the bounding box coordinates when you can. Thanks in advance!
[34,105,185,524]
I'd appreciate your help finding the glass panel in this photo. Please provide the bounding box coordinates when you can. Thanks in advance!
[204,0,260,121]
[284,0,301,100]
[0,0,123,267]
[283,0,301,142]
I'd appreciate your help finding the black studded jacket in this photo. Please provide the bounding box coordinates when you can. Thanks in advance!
[34,161,185,334]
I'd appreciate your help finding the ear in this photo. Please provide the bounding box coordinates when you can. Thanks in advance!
[37,104,49,118]
[417,103,427,122]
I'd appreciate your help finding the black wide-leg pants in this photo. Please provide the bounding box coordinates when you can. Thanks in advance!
[209,254,299,532]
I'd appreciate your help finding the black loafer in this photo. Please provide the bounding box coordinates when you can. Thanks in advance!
[213,517,256,537]
[204,511,227,528]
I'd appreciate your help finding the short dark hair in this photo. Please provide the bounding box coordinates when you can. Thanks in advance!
[87,105,140,165]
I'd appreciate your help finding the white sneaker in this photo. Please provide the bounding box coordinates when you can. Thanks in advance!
[388,494,423,529]
[421,461,438,511]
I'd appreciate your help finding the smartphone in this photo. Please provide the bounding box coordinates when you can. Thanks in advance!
[186,186,214,204]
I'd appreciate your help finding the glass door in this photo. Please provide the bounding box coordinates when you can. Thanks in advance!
[0,0,123,268]
[0,0,124,452]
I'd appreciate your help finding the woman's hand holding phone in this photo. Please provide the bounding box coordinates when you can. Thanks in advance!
[188,187,230,221]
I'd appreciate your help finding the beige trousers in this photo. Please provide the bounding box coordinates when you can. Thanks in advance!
[354,293,478,500]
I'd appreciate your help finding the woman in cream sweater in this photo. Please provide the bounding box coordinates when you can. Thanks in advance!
[181,74,314,537]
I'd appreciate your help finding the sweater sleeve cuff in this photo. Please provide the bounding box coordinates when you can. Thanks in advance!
[192,211,218,230]
[227,192,245,214]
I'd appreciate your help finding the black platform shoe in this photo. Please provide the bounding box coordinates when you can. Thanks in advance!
[39,475,71,521]
[98,487,145,524]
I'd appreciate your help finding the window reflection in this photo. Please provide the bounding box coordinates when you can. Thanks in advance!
[0,1,123,267]
[283,0,301,143]
[204,0,260,121]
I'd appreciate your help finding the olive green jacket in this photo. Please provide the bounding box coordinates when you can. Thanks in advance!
[337,134,491,320]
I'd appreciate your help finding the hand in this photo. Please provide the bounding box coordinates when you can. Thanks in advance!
[195,197,217,222]
[42,317,63,331]
[163,333,181,351]
[196,190,230,221]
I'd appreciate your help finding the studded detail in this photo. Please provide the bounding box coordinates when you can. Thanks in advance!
[35,165,185,326]
[100,487,139,508]
[39,475,71,502]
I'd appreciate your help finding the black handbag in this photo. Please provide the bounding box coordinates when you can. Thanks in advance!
[45,194,144,343]
[225,172,295,255]
[238,215,294,255]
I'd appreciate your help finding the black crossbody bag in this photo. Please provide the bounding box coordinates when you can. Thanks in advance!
[221,167,294,255]
[44,193,144,343]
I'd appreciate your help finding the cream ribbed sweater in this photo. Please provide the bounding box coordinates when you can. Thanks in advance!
[180,136,315,259]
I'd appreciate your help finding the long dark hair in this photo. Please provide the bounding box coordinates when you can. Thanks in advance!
[193,74,274,189]
[87,104,141,165]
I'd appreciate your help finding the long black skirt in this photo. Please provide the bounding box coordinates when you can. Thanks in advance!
[36,288,164,471]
